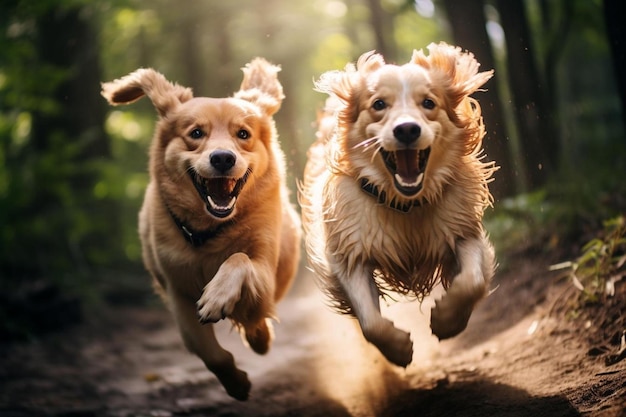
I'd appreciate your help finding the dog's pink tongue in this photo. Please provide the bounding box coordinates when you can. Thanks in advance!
[395,149,419,180]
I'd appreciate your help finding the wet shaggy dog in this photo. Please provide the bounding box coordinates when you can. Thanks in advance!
[101,59,301,400]
[299,43,497,367]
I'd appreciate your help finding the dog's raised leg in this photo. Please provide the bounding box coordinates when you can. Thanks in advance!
[197,252,275,354]
[197,253,273,322]
[339,264,413,367]
[430,234,495,340]
[197,253,248,323]
[170,292,251,400]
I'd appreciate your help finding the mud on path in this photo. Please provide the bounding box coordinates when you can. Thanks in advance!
[1,251,625,417]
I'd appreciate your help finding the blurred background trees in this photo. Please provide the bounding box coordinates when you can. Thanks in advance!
[1,0,624,338]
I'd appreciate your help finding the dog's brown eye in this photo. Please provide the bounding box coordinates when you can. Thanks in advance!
[189,128,205,139]
[422,98,436,110]
[372,99,387,111]
[236,129,250,140]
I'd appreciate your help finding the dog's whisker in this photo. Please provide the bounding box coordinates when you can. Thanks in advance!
[179,166,195,182]
[353,135,381,150]
[369,144,383,164]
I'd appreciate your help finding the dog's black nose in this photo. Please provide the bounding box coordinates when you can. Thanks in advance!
[210,150,236,173]
[393,122,421,144]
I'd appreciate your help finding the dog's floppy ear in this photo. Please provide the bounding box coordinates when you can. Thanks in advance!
[356,50,385,75]
[315,51,386,124]
[315,51,385,104]
[314,67,353,104]
[101,68,193,117]
[233,58,284,116]
[412,42,493,108]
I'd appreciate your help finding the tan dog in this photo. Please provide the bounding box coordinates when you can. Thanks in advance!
[299,43,497,367]
[101,58,301,400]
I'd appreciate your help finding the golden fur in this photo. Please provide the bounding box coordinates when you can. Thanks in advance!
[299,43,497,367]
[101,59,301,400]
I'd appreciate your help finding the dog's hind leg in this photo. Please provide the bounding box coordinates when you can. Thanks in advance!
[243,318,274,355]
[170,292,251,401]
[430,233,495,340]
[274,203,302,302]
[339,264,413,367]
[243,206,300,355]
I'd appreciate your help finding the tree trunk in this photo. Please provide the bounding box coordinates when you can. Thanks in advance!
[497,0,558,189]
[603,0,626,131]
[30,6,117,271]
[442,0,516,198]
[365,0,397,61]
[178,7,205,95]
[34,8,109,159]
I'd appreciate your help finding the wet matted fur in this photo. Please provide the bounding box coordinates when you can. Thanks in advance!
[299,43,497,367]
[102,58,301,400]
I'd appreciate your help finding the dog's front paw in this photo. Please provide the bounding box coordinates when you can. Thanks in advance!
[364,319,413,367]
[430,292,475,340]
[380,327,413,367]
[197,281,242,323]
[197,253,255,323]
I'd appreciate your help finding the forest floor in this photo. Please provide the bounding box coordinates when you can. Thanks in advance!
[1,247,625,417]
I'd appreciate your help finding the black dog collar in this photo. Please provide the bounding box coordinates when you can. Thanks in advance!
[168,208,233,247]
[359,178,422,213]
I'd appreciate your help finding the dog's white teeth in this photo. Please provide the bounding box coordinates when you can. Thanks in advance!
[207,196,237,211]
[395,173,424,188]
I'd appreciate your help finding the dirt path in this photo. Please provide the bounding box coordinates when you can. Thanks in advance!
[1,254,624,416]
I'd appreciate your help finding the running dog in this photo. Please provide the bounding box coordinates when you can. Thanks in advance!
[300,43,497,367]
[102,58,301,399]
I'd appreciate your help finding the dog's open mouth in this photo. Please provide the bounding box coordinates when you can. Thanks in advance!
[189,168,251,218]
[379,148,431,196]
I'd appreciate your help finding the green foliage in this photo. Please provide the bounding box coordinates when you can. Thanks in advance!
[102,109,152,262]
[573,216,625,302]
[0,0,135,292]
[485,141,626,263]
[393,1,449,58]
[0,0,623,323]
[485,189,553,255]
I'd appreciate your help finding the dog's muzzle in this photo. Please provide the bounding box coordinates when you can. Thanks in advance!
[189,168,251,219]
[379,147,431,197]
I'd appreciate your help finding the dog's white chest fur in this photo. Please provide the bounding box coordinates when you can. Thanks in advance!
[323,176,455,291]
